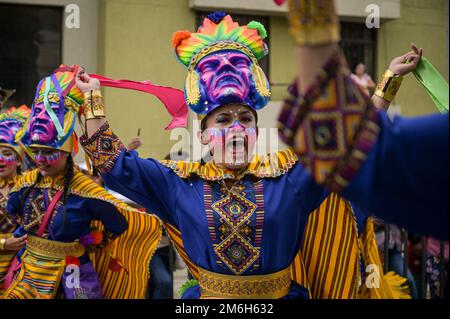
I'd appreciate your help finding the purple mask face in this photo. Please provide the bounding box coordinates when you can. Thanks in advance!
[0,119,22,144]
[28,102,61,144]
[197,51,252,106]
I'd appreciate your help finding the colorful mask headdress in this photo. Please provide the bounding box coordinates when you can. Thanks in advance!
[19,65,83,155]
[172,12,271,119]
[0,105,31,160]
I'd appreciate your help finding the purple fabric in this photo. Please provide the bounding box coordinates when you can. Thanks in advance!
[62,261,103,299]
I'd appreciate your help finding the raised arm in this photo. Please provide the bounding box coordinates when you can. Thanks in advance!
[279,0,449,239]
[371,44,423,111]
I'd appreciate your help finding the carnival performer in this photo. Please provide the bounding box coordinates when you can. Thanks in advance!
[74,12,433,299]
[0,105,31,294]
[276,0,448,240]
[1,66,161,299]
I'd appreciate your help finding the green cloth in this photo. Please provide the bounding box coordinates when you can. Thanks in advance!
[413,57,449,114]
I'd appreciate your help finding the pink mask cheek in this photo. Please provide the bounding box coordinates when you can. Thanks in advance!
[245,128,257,146]
[45,152,64,166]
[0,155,17,167]
[205,129,225,148]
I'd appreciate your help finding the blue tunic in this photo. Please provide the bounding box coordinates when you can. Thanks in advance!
[102,151,331,277]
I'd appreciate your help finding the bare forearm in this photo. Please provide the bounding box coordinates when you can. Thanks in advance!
[371,94,391,111]
[86,118,107,138]
[287,0,341,95]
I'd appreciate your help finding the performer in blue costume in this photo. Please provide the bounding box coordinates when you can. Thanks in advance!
[77,11,443,299]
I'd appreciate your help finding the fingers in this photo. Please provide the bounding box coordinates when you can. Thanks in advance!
[411,43,423,57]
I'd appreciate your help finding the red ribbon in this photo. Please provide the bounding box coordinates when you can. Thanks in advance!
[89,74,188,130]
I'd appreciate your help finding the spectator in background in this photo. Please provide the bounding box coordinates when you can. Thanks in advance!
[350,63,376,96]
[374,219,419,299]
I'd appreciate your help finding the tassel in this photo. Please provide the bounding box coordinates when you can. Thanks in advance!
[185,68,201,106]
[251,63,271,97]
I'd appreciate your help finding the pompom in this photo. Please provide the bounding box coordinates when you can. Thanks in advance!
[91,231,103,245]
[247,21,268,39]
[80,233,94,247]
[207,11,227,24]
[172,30,191,48]
[79,231,103,246]
[65,256,80,266]
[178,279,199,298]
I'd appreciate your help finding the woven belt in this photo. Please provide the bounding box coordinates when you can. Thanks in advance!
[26,236,85,259]
[198,267,291,299]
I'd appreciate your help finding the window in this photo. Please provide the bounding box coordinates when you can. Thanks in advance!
[195,12,270,80]
[340,22,377,80]
[0,3,63,110]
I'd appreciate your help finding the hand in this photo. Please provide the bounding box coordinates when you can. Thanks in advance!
[128,137,142,151]
[76,68,101,93]
[389,43,423,76]
[4,235,27,251]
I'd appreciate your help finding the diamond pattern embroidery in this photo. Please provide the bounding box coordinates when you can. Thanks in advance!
[212,193,256,228]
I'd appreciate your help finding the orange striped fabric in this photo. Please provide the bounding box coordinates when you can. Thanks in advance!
[164,223,199,280]
[292,193,361,298]
[1,251,66,299]
[0,251,16,294]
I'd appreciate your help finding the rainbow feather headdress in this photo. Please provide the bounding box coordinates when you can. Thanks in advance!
[0,105,31,159]
[19,65,83,154]
[173,12,271,116]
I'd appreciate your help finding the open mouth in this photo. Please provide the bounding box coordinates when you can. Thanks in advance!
[226,136,247,155]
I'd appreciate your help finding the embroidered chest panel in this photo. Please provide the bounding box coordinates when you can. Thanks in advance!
[203,178,264,275]
[23,188,64,238]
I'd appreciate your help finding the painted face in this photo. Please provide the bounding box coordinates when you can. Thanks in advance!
[203,105,258,169]
[31,148,67,176]
[0,146,19,178]
[0,119,22,144]
[28,102,61,144]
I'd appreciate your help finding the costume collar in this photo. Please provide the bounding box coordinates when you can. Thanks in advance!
[160,149,298,181]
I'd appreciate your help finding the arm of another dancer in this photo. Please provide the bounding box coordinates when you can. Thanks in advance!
[76,71,179,226]
[281,0,449,239]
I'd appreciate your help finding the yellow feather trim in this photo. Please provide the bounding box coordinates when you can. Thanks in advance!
[160,148,298,181]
